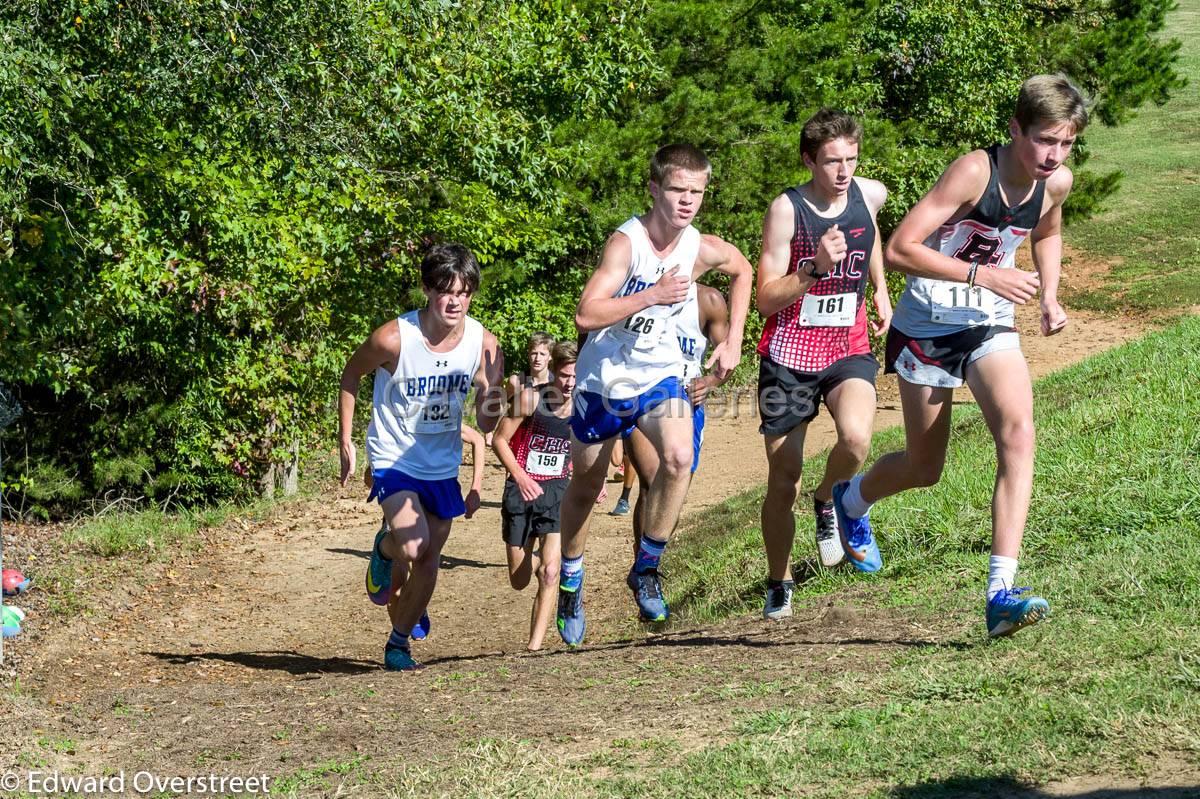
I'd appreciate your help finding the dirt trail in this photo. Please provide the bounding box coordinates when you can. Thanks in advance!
[0,295,1182,793]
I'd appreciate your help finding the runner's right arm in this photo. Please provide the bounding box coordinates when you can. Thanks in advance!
[491,388,544,502]
[885,151,1040,304]
[756,193,826,319]
[575,232,690,331]
[337,320,401,487]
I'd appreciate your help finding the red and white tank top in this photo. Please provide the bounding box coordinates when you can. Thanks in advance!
[757,180,876,373]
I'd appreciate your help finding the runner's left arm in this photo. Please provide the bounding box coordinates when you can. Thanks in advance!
[1030,168,1074,337]
[460,425,486,496]
[689,286,730,407]
[473,330,506,435]
[697,235,752,380]
[860,178,892,336]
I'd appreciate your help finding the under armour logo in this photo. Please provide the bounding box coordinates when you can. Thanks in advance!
[436,360,448,367]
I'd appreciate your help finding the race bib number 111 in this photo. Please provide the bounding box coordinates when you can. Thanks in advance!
[929,283,996,326]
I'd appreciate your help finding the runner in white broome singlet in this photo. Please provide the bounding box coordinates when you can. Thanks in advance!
[337,243,505,671]
[832,74,1089,640]
[622,283,731,554]
[556,144,754,646]
[574,216,701,399]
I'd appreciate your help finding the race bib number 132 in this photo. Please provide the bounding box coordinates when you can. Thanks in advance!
[411,400,460,434]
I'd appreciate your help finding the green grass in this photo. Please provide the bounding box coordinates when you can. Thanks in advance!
[301,315,1200,798]
[668,319,1200,624]
[63,507,211,558]
[1065,0,1200,311]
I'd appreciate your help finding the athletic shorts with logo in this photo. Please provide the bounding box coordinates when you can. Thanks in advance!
[758,354,879,436]
[501,476,568,547]
[571,376,689,443]
[885,325,1019,389]
[368,468,466,520]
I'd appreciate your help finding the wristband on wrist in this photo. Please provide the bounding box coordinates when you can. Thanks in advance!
[966,260,979,288]
[803,258,826,279]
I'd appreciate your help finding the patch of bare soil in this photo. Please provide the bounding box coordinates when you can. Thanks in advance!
[0,255,1187,794]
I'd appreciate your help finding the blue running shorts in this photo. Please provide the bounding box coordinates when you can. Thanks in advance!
[368,468,466,520]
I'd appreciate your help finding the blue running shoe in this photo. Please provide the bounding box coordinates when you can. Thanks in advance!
[366,522,393,606]
[610,498,631,516]
[556,571,586,647]
[832,481,882,573]
[384,644,422,671]
[626,568,669,623]
[987,587,1049,638]
[411,610,431,640]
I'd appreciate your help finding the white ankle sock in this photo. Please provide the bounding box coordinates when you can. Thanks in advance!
[840,476,872,518]
[987,555,1018,600]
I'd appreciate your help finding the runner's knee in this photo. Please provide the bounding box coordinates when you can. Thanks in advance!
[766,465,802,501]
[996,419,1035,463]
[537,558,560,587]
[660,442,692,477]
[909,456,945,488]
[838,428,872,465]
[401,535,441,571]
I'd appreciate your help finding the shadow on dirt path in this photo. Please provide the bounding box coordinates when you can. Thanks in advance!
[2,282,1191,794]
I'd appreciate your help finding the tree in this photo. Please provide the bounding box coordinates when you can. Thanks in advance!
[0,0,655,511]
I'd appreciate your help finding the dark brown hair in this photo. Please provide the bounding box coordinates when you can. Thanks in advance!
[421,242,481,294]
[800,109,863,162]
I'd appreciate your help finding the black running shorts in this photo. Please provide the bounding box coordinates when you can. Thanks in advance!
[757,354,879,436]
[884,325,1018,389]
[501,476,568,548]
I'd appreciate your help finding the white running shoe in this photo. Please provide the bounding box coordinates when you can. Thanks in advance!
[763,580,794,620]
[815,500,845,568]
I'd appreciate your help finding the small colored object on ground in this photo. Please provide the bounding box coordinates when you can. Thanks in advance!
[1,605,23,637]
[2,569,31,596]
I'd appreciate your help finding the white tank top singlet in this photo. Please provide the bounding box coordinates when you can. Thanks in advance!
[366,310,483,481]
[892,145,1046,337]
[576,217,701,399]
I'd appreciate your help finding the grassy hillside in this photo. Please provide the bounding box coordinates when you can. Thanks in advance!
[1066,0,1200,311]
[269,316,1200,799]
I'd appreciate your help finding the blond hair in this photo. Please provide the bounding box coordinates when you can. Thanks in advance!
[527,331,554,352]
[550,340,577,372]
[1014,74,1089,134]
